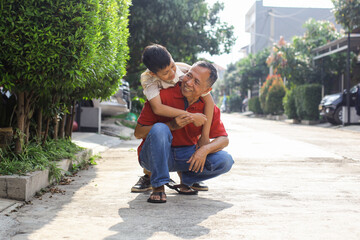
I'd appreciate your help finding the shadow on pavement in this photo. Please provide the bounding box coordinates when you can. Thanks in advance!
[11,165,98,239]
[106,193,233,240]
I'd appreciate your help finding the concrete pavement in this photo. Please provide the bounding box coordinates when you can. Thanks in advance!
[1,114,360,239]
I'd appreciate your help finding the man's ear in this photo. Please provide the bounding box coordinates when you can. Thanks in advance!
[203,87,212,95]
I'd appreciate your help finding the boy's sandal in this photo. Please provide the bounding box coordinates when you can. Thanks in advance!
[147,192,167,203]
[172,184,198,195]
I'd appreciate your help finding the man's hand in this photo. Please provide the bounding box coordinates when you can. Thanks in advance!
[191,113,207,127]
[187,146,209,173]
[168,114,193,131]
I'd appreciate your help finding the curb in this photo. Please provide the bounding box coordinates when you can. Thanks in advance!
[0,149,92,202]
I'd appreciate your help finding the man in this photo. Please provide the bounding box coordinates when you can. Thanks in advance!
[134,61,234,203]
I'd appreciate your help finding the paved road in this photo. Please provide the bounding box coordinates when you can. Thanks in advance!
[6,113,360,239]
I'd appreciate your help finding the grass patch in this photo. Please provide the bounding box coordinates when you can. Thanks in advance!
[0,139,83,182]
[70,154,100,174]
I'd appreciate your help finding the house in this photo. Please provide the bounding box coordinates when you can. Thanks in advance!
[245,0,340,54]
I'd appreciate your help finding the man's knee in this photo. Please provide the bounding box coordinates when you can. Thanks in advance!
[210,151,234,172]
[223,153,234,172]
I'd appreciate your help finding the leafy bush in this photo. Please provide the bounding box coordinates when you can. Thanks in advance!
[0,0,130,153]
[131,96,146,114]
[248,96,263,114]
[260,75,275,112]
[229,95,242,112]
[283,88,298,119]
[265,78,286,115]
[260,75,285,114]
[294,84,322,120]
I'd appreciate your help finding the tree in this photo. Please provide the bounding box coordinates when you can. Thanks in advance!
[332,0,360,31]
[126,0,236,88]
[238,48,269,95]
[266,19,345,88]
[0,0,130,153]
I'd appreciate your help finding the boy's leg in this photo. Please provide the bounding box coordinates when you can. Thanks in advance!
[130,170,152,192]
[174,171,209,191]
[139,123,174,189]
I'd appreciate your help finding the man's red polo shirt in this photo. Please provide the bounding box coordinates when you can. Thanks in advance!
[137,83,228,158]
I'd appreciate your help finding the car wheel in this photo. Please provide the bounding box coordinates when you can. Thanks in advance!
[333,107,342,125]
[325,117,337,125]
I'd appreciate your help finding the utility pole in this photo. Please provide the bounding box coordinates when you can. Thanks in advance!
[269,9,274,75]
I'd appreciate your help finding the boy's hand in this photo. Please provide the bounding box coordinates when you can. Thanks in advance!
[191,113,207,127]
[169,114,193,130]
[197,135,210,149]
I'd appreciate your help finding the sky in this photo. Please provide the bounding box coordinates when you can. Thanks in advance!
[201,0,335,68]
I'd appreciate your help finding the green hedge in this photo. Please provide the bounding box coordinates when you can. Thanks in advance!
[248,96,263,114]
[283,88,297,119]
[229,95,242,112]
[294,84,322,120]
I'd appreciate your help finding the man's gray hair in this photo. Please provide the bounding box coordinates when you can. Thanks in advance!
[194,61,218,87]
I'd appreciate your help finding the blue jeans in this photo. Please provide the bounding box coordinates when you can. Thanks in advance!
[139,123,234,188]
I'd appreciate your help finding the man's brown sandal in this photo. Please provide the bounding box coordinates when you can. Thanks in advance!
[147,192,167,203]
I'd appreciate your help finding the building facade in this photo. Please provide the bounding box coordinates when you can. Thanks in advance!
[245,0,339,54]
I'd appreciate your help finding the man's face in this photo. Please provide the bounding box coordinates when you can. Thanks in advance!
[181,65,212,101]
[152,60,177,82]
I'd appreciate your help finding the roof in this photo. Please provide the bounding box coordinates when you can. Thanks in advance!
[312,33,360,60]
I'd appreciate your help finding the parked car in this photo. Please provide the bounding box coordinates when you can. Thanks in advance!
[81,79,131,116]
[319,84,360,125]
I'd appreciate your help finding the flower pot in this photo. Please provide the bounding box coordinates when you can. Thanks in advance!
[0,127,13,148]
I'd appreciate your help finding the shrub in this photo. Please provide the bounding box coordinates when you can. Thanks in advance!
[265,78,286,115]
[283,88,298,119]
[294,84,322,120]
[0,0,130,153]
[229,95,242,112]
[131,96,146,114]
[0,139,83,181]
[260,75,285,114]
[260,75,275,112]
[248,96,263,114]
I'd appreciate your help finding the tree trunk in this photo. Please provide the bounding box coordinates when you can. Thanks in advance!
[36,108,43,142]
[42,118,50,146]
[15,92,25,154]
[53,116,58,140]
[25,117,30,145]
[69,101,76,139]
[59,113,65,139]
[65,104,72,139]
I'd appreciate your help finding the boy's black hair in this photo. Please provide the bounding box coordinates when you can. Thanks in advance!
[142,44,171,74]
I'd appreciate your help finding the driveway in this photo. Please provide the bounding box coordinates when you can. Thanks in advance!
[5,113,360,240]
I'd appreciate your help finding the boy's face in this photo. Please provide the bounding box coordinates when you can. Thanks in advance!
[151,60,177,82]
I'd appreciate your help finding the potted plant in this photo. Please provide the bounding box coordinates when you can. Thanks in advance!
[0,88,16,148]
